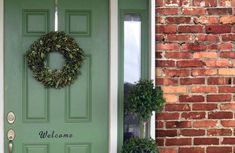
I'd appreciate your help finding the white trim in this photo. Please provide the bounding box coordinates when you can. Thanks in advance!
[109,0,118,152]
[150,0,156,139]
[0,0,4,152]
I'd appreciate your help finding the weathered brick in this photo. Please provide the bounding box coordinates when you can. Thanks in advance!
[222,34,235,41]
[178,26,204,33]
[156,17,165,24]
[206,25,232,33]
[218,43,233,51]
[177,60,205,67]
[194,138,219,145]
[219,86,235,93]
[205,60,230,67]
[156,130,177,137]
[232,60,235,67]
[165,52,191,59]
[156,34,165,42]
[207,147,232,153]
[164,94,178,104]
[166,121,192,128]
[193,52,217,58]
[222,138,235,144]
[219,68,235,75]
[156,60,175,67]
[192,69,217,76]
[232,26,235,32]
[165,0,191,6]
[192,104,217,111]
[179,147,204,153]
[232,8,235,15]
[181,112,206,119]
[157,43,179,50]
[207,129,232,136]
[195,34,219,42]
[193,0,217,6]
[220,16,235,24]
[166,35,192,42]
[220,0,233,6]
[179,95,204,102]
[157,112,180,120]
[165,104,190,111]
[181,43,207,51]
[207,94,232,102]
[166,17,191,24]
[207,44,218,50]
[181,0,191,6]
[156,139,164,146]
[180,78,205,85]
[221,120,235,127]
[207,8,232,15]
[163,86,187,93]
[194,16,219,24]
[192,86,217,93]
[166,138,192,146]
[156,78,178,85]
[180,129,205,136]
[208,77,232,85]
[208,112,233,119]
[220,52,235,58]
[220,103,235,110]
[156,68,162,77]
[156,0,164,7]
[193,120,217,128]
[159,147,177,153]
[165,0,180,6]
[156,52,162,58]
[156,121,164,128]
[182,8,206,15]
[156,25,177,34]
[164,69,190,77]
[156,8,179,15]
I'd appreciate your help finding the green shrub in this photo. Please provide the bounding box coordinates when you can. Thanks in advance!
[122,137,159,153]
[128,80,165,121]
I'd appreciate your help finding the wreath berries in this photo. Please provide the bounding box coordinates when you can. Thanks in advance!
[26,31,85,88]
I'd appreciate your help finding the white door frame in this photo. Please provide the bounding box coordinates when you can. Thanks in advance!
[0,0,4,152]
[0,0,155,152]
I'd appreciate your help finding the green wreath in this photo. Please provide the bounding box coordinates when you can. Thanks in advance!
[26,31,85,88]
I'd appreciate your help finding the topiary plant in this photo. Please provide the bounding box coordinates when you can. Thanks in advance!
[122,137,159,153]
[128,80,165,121]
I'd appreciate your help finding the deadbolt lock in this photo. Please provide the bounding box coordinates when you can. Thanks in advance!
[7,129,15,141]
[7,112,15,124]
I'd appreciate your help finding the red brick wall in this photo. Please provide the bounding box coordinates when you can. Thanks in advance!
[155,0,235,152]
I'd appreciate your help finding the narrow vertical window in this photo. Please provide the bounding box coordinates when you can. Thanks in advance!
[124,14,142,140]
[124,14,141,84]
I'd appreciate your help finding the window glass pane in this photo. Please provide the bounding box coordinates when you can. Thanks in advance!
[124,14,142,140]
[124,14,141,84]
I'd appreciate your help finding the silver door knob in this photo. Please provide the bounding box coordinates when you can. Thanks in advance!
[7,112,15,124]
[7,129,15,153]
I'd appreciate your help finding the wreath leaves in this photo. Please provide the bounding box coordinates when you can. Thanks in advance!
[26,31,85,88]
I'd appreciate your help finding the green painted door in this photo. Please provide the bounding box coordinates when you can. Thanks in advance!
[4,0,109,153]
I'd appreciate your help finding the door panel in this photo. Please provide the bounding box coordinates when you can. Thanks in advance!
[4,0,109,153]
